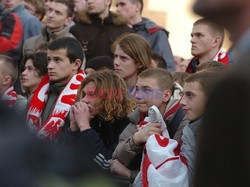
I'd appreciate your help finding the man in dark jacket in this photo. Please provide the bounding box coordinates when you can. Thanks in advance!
[115,0,175,71]
[70,0,133,62]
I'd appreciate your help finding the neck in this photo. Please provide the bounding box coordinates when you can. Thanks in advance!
[198,49,219,64]
[47,26,65,33]
[159,103,167,117]
[124,74,138,90]
[0,86,9,97]
[130,14,142,25]
[99,8,109,20]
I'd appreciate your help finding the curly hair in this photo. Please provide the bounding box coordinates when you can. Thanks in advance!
[76,70,135,121]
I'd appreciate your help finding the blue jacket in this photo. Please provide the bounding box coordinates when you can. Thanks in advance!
[133,18,175,71]
[11,5,41,42]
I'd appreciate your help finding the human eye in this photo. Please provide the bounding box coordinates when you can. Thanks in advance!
[186,92,194,99]
[54,57,62,63]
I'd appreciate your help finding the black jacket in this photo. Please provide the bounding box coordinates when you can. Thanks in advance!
[64,115,130,170]
[70,11,133,62]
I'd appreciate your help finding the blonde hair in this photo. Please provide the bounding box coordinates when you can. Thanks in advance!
[112,33,151,75]
[77,70,135,121]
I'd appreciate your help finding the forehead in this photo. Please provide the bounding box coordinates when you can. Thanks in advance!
[25,59,35,66]
[48,2,68,13]
[136,77,159,88]
[183,81,203,93]
[116,0,132,4]
[48,48,68,58]
[83,81,96,91]
[192,24,212,34]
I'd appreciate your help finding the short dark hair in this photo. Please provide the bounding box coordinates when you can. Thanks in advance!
[50,0,74,17]
[185,71,220,97]
[0,55,18,85]
[48,37,85,70]
[21,52,48,76]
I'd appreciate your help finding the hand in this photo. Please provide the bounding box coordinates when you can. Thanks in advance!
[72,101,91,132]
[69,107,79,132]
[110,159,131,179]
[133,122,162,145]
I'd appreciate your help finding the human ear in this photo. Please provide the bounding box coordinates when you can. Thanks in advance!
[73,59,82,71]
[163,89,172,103]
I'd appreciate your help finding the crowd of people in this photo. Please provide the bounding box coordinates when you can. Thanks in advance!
[1,0,249,186]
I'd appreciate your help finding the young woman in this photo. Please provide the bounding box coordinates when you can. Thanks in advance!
[112,33,152,96]
[21,52,47,102]
[65,70,134,170]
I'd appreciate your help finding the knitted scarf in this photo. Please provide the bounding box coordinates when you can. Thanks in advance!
[0,86,17,107]
[26,70,85,140]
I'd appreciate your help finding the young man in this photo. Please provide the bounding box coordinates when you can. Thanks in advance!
[70,0,133,62]
[26,37,86,140]
[0,55,26,113]
[186,18,229,73]
[115,0,175,71]
[180,72,219,185]
[23,0,74,55]
[111,68,187,182]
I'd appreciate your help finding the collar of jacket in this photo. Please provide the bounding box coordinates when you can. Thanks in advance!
[133,17,169,36]
[42,26,71,42]
[11,4,25,14]
[49,82,66,95]
[77,11,129,26]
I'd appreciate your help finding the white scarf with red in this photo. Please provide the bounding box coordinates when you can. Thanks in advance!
[135,83,189,187]
[26,70,86,140]
[0,86,17,107]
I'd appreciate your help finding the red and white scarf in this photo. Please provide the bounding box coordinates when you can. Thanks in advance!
[213,50,229,65]
[0,86,17,107]
[26,70,86,140]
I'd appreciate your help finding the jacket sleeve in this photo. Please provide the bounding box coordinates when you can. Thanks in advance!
[151,30,176,72]
[77,128,117,170]
[112,123,143,167]
[0,13,23,53]
[173,116,189,142]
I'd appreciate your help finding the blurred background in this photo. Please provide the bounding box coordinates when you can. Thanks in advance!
[112,0,231,59]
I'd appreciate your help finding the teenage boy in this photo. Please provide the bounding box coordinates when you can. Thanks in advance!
[180,71,219,185]
[23,0,75,55]
[111,68,188,182]
[26,37,86,140]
